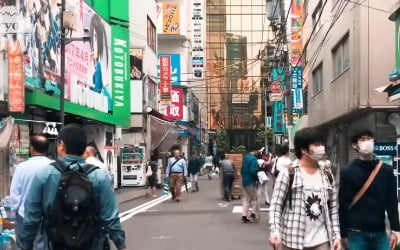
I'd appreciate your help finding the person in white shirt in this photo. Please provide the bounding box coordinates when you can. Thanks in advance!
[204,154,214,180]
[318,154,332,172]
[10,135,52,249]
[83,145,112,180]
[272,144,292,178]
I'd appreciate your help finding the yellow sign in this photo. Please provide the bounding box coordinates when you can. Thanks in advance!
[163,2,180,34]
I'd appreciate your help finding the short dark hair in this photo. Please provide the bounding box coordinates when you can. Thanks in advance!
[248,145,259,152]
[30,134,49,154]
[350,129,374,144]
[294,127,325,159]
[58,124,87,156]
[278,144,289,156]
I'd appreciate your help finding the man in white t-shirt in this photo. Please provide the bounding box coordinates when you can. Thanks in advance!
[272,144,292,177]
[204,154,214,180]
[83,145,112,180]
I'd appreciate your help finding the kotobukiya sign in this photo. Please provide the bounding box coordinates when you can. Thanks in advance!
[112,38,128,108]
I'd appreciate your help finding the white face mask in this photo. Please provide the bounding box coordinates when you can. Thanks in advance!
[309,145,326,161]
[358,140,374,155]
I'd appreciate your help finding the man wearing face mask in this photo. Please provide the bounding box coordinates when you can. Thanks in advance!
[269,127,341,250]
[339,129,400,250]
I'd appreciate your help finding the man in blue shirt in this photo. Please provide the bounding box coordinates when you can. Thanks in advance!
[166,149,188,202]
[19,124,126,250]
[11,135,52,249]
[241,146,260,223]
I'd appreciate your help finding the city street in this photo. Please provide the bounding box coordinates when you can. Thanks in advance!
[117,178,273,250]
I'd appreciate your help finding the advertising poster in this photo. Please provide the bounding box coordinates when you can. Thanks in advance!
[159,88,183,120]
[8,41,25,113]
[163,2,180,34]
[291,0,302,66]
[159,55,171,102]
[158,53,181,86]
[130,49,143,80]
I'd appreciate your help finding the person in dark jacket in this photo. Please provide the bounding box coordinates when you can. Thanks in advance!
[188,152,202,192]
[219,153,235,201]
[339,129,400,250]
[241,146,260,223]
[146,159,159,198]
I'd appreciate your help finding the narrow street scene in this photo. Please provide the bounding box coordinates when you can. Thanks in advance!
[0,0,399,250]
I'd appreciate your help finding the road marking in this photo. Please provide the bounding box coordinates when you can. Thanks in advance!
[151,235,171,240]
[119,183,191,223]
[217,202,229,208]
[232,206,270,214]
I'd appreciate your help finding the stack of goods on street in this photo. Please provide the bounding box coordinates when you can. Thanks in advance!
[0,197,16,249]
[225,154,243,199]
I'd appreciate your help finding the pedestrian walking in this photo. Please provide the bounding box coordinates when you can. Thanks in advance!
[188,152,201,192]
[269,127,341,250]
[204,154,214,180]
[146,159,159,198]
[271,144,292,178]
[18,124,126,250]
[256,153,270,207]
[166,149,188,202]
[339,129,400,250]
[83,144,112,180]
[318,154,332,173]
[240,146,260,223]
[219,153,235,201]
[10,134,52,249]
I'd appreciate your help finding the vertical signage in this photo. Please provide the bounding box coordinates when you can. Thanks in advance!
[159,56,171,102]
[290,0,303,66]
[163,2,180,34]
[160,88,183,120]
[8,41,24,113]
[192,0,204,79]
[272,68,286,133]
[158,54,181,85]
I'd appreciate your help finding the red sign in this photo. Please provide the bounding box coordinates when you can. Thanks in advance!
[161,88,183,120]
[8,41,25,113]
[270,81,281,93]
[159,56,171,101]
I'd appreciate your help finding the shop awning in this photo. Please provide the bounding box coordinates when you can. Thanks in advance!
[150,115,180,151]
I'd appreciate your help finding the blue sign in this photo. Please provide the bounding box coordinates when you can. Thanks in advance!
[158,54,181,86]
[291,67,303,89]
[374,142,397,156]
[292,88,303,114]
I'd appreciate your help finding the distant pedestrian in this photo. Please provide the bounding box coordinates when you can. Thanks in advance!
[318,154,332,173]
[256,153,270,206]
[240,146,260,223]
[204,154,214,180]
[166,149,188,202]
[146,159,159,198]
[269,127,341,250]
[19,124,126,250]
[11,134,52,249]
[188,152,201,192]
[339,129,399,250]
[271,144,292,178]
[219,153,235,201]
[83,145,112,180]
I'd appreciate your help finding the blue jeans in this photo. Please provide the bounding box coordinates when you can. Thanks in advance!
[16,214,48,250]
[347,230,389,250]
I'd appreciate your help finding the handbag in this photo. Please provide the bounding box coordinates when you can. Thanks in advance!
[146,165,153,177]
[349,160,383,209]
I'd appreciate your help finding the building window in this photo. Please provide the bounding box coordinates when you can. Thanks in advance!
[147,16,156,52]
[332,34,349,78]
[312,63,323,95]
[312,1,322,33]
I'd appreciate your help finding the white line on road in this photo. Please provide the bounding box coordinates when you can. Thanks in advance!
[119,183,191,223]
[232,206,270,214]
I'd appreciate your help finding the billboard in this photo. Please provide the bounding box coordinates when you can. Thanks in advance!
[159,88,183,120]
[158,54,181,85]
[130,49,143,80]
[8,41,25,113]
[159,55,172,102]
[163,2,180,34]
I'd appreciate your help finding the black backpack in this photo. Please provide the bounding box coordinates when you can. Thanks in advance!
[47,160,99,249]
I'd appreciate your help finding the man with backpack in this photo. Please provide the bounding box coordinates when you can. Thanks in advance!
[269,127,341,250]
[166,149,188,202]
[19,124,126,250]
[339,129,400,250]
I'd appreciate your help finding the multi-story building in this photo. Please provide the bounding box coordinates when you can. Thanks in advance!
[303,0,400,167]
[206,0,268,149]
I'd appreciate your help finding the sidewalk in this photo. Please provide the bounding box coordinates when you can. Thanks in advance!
[115,187,148,204]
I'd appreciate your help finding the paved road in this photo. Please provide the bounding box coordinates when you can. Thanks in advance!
[116,178,274,250]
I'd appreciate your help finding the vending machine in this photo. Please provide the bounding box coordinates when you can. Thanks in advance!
[120,145,146,187]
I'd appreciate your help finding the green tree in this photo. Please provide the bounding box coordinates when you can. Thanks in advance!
[256,126,273,148]
[215,126,230,154]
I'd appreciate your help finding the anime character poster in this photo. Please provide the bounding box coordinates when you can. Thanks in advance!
[19,0,112,113]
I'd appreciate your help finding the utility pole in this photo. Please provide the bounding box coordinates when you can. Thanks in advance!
[60,0,66,125]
